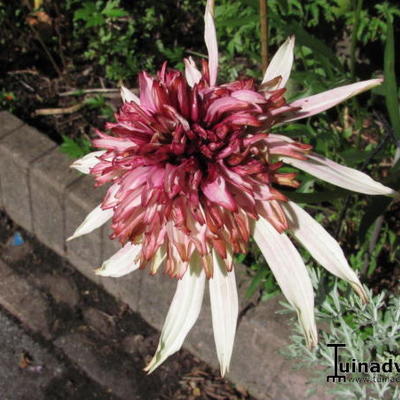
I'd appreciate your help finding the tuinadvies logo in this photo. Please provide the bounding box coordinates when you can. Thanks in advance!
[327,343,400,383]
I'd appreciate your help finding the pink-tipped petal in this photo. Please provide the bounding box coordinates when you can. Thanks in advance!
[204,0,218,86]
[231,90,267,103]
[262,36,295,89]
[139,72,156,113]
[96,242,141,278]
[282,79,383,123]
[184,57,202,87]
[209,250,238,376]
[92,132,137,153]
[201,174,237,211]
[253,217,318,348]
[145,256,205,373]
[281,152,396,196]
[283,201,368,302]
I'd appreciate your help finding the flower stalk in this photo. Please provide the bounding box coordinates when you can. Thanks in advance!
[259,0,269,72]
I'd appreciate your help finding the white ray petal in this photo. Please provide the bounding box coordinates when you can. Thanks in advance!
[281,152,397,196]
[282,79,382,123]
[144,257,206,373]
[184,57,202,87]
[204,0,218,86]
[121,85,140,104]
[253,217,317,347]
[95,242,141,278]
[209,250,238,376]
[70,150,106,174]
[67,204,113,241]
[262,35,295,89]
[283,201,367,302]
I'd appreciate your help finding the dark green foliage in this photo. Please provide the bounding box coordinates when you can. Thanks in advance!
[60,135,92,159]
[65,0,205,81]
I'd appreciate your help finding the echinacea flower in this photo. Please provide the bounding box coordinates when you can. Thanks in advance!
[68,0,397,376]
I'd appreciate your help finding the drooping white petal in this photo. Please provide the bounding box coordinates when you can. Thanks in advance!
[70,150,106,174]
[209,250,238,376]
[282,79,383,123]
[184,57,202,87]
[95,242,141,278]
[253,217,317,348]
[120,85,140,104]
[144,257,206,373]
[281,152,397,196]
[283,201,367,302]
[204,0,218,86]
[262,35,295,89]
[67,204,113,241]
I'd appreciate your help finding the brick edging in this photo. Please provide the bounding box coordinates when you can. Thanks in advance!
[0,111,324,400]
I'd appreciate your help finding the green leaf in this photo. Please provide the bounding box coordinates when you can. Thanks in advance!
[73,2,96,20]
[102,1,128,18]
[234,253,246,263]
[215,14,256,29]
[59,136,92,159]
[74,2,105,27]
[358,157,400,242]
[339,148,374,165]
[84,95,106,108]
[245,267,267,299]
[261,289,280,302]
[332,0,352,17]
[384,13,400,140]
[371,83,387,97]
[359,13,400,241]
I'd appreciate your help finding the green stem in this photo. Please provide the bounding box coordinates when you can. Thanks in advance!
[350,0,363,80]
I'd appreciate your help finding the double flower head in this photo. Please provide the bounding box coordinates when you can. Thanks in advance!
[69,0,396,376]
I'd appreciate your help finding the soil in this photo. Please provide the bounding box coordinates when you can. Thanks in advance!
[0,1,203,146]
[1,3,102,144]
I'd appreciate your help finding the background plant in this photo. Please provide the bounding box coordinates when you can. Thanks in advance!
[282,270,400,400]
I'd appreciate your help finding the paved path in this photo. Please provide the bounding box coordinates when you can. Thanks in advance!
[0,212,253,400]
[0,311,64,400]
[0,310,119,400]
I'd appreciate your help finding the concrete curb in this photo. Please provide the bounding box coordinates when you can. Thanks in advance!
[0,112,324,400]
